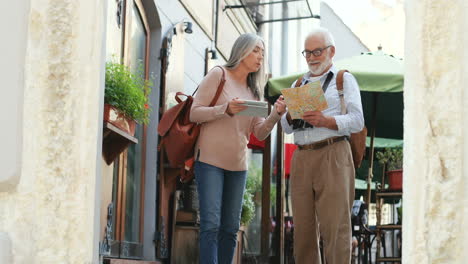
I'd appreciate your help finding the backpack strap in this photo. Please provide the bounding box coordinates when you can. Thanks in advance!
[337,70,349,115]
[294,76,304,88]
[209,66,225,106]
[191,66,226,106]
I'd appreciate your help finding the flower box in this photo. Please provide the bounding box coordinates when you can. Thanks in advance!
[103,104,136,136]
[102,104,138,165]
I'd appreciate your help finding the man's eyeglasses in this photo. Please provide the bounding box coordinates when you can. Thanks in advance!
[301,45,332,58]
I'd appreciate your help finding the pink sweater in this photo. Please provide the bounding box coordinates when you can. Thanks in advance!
[190,67,281,171]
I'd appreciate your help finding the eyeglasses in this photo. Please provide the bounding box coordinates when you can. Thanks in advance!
[301,45,332,58]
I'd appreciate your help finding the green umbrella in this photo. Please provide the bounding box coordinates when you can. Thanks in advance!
[334,50,404,93]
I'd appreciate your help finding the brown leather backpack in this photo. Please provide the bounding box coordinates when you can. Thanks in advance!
[158,66,226,169]
[337,70,367,169]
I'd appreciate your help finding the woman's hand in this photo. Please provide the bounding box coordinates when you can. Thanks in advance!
[274,95,287,116]
[226,98,248,115]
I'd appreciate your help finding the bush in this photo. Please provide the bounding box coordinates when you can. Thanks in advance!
[105,59,152,124]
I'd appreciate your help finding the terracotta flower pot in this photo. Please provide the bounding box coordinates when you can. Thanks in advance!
[103,104,136,136]
[386,169,403,191]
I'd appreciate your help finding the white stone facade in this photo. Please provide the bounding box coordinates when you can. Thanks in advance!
[404,0,468,263]
[0,0,106,263]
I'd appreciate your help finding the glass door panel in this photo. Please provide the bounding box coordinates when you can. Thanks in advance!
[123,2,147,244]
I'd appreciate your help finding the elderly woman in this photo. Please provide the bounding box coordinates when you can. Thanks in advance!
[190,33,286,264]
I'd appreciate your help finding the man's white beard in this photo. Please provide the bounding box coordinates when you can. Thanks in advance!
[308,55,332,75]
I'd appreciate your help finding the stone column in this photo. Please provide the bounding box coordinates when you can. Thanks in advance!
[0,0,106,263]
[404,0,468,263]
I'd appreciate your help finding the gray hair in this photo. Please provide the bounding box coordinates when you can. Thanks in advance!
[224,33,265,100]
[305,27,335,47]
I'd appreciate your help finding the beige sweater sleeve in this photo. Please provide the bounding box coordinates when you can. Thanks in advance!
[190,67,230,123]
[250,109,282,140]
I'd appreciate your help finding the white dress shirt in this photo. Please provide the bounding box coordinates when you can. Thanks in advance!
[280,65,364,145]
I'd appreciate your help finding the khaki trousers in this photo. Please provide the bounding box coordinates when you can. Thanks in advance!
[291,140,355,264]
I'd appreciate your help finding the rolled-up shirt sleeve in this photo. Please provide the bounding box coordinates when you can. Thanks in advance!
[334,73,365,133]
[280,112,294,134]
[250,110,281,140]
[190,67,230,123]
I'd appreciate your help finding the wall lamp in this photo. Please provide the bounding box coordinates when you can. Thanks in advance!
[207,49,218,60]
[172,21,193,35]
[205,48,218,75]
[183,21,193,34]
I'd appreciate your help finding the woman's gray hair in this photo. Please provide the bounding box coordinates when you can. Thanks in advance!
[224,33,266,100]
[305,27,335,47]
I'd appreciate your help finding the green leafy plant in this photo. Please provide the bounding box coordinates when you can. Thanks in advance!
[241,190,255,226]
[376,147,403,171]
[241,162,262,226]
[105,59,152,124]
[246,164,262,196]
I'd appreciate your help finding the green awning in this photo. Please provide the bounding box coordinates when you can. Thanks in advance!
[355,178,389,201]
[355,178,379,190]
[366,137,403,148]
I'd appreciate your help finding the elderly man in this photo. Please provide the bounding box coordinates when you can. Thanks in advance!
[280,27,364,263]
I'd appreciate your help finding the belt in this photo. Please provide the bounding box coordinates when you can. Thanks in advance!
[297,136,348,151]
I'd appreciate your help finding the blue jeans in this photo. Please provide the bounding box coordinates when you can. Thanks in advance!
[194,161,247,264]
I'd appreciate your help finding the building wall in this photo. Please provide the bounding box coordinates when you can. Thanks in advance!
[266,2,320,78]
[261,0,369,77]
[141,1,163,260]
[404,0,468,263]
[320,2,369,61]
[155,0,254,95]
[0,0,28,193]
[0,0,107,263]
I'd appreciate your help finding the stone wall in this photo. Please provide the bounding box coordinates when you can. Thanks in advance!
[0,0,106,263]
[404,0,468,263]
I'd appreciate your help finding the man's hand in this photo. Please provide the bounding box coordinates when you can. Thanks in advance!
[274,95,287,116]
[226,98,248,115]
[302,111,338,130]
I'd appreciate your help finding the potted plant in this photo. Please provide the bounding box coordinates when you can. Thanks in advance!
[376,147,403,190]
[104,59,152,136]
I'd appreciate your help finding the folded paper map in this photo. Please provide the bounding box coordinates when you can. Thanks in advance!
[280,81,328,119]
[236,100,268,117]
